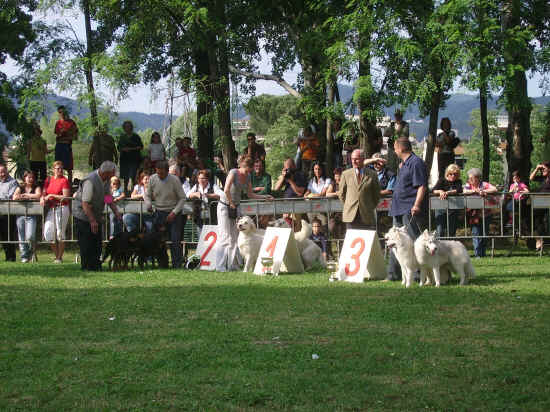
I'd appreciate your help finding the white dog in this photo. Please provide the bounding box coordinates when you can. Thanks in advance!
[269,218,325,269]
[384,226,419,288]
[414,230,476,287]
[237,216,265,272]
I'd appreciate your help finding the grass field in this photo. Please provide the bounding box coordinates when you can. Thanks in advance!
[1,249,550,411]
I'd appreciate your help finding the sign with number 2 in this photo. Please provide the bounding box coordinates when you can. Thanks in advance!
[196,225,219,271]
[337,230,386,282]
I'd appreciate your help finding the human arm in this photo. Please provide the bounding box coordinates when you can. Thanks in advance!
[337,173,347,203]
[224,170,236,208]
[411,185,427,216]
[273,167,286,192]
[144,180,153,211]
[326,182,338,198]
[247,180,273,200]
[286,172,306,197]
[12,187,22,200]
[168,177,187,219]
[530,164,544,181]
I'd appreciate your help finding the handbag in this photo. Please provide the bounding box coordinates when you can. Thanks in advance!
[220,201,239,219]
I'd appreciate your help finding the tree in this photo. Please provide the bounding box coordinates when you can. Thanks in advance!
[244,94,300,135]
[262,115,301,179]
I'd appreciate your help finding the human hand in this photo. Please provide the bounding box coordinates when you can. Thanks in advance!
[411,205,421,216]
[166,212,176,223]
[90,220,99,234]
[439,191,448,200]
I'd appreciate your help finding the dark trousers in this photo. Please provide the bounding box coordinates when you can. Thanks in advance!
[154,210,183,268]
[346,212,376,231]
[75,218,103,271]
[0,215,16,261]
[387,212,425,281]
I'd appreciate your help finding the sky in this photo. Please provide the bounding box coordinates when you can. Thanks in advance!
[2,9,546,116]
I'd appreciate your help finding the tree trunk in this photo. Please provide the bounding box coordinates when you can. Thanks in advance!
[424,92,440,174]
[502,0,532,183]
[194,48,214,160]
[82,0,98,129]
[479,81,490,181]
[325,82,336,172]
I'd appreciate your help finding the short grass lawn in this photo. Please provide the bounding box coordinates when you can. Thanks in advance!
[1,249,550,411]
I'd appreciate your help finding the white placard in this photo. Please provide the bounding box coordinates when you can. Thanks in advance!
[196,225,219,271]
[337,230,386,282]
[253,227,304,275]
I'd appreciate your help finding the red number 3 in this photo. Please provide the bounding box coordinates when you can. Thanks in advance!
[200,232,217,267]
[345,238,365,276]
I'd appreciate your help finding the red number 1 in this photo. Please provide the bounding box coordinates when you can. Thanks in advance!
[200,232,217,267]
[265,236,279,257]
[345,238,365,276]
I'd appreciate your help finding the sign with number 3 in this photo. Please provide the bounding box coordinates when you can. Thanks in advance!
[337,230,386,282]
[196,225,219,271]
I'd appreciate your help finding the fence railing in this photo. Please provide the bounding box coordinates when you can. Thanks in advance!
[0,192,549,253]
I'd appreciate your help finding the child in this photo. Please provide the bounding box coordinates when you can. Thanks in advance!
[310,218,329,261]
[506,170,529,224]
[109,176,126,238]
[148,131,165,169]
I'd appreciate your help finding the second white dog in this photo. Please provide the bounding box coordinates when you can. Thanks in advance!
[414,230,476,287]
[384,226,419,288]
[237,216,265,272]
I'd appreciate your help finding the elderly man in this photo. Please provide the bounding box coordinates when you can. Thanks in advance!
[73,161,121,271]
[386,137,428,281]
[338,149,381,230]
[274,158,307,198]
[0,165,20,261]
[145,160,187,268]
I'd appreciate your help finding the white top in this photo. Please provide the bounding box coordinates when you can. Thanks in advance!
[189,183,222,205]
[307,177,332,195]
[149,143,165,161]
[133,184,145,196]
[182,179,192,196]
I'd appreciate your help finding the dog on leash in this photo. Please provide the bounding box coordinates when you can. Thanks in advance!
[133,230,169,270]
[102,231,140,271]
[269,218,325,269]
[237,216,265,272]
[414,230,476,287]
[384,226,420,288]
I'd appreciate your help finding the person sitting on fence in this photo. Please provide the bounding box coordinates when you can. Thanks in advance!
[27,120,49,185]
[431,163,463,238]
[529,162,550,251]
[310,218,329,261]
[148,131,166,169]
[326,167,346,240]
[434,117,460,180]
[118,120,144,195]
[123,170,153,233]
[54,106,78,185]
[41,161,71,264]
[305,162,332,225]
[176,137,197,179]
[298,126,321,175]
[243,132,266,162]
[145,160,187,269]
[463,167,497,258]
[13,171,42,263]
[506,170,529,225]
[188,169,221,230]
[109,176,126,239]
[0,164,21,262]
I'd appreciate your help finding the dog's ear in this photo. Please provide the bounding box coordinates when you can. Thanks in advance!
[432,230,437,238]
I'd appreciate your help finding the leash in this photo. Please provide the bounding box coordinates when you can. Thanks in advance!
[409,214,423,235]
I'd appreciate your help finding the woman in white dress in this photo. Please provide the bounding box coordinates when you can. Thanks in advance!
[215,155,272,272]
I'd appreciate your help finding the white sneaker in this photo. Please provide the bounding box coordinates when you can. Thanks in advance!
[21,258,29,263]
[54,259,62,264]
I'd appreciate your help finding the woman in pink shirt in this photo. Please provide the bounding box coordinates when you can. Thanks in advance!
[506,170,529,224]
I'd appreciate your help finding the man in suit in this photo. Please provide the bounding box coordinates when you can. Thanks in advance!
[338,149,381,230]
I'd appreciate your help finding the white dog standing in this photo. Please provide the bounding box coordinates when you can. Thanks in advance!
[237,216,265,272]
[414,230,476,287]
[384,226,419,288]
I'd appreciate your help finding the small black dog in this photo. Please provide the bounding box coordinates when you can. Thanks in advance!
[102,231,140,271]
[133,230,169,270]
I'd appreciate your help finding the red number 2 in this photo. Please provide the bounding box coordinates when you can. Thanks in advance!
[200,232,217,267]
[265,236,279,257]
[345,238,365,276]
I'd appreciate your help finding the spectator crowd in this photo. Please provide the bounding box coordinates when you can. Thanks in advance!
[0,106,548,274]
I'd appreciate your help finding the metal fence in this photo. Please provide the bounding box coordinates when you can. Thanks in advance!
[1,192,549,254]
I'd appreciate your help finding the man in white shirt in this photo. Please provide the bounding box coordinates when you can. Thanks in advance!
[146,160,187,268]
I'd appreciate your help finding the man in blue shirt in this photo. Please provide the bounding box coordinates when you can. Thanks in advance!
[386,137,428,282]
[365,153,396,196]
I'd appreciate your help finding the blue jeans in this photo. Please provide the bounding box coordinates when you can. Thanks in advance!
[123,213,153,233]
[387,212,425,281]
[153,210,183,268]
[435,209,458,238]
[16,215,37,260]
[109,212,123,238]
[471,218,490,257]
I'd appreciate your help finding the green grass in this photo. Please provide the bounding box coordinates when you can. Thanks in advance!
[1,250,550,411]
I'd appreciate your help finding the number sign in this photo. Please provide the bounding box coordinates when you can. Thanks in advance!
[196,225,219,271]
[337,230,386,282]
[253,227,304,276]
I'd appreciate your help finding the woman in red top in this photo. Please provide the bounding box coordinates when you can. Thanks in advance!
[41,161,71,263]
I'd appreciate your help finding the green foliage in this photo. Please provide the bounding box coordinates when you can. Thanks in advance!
[244,94,300,136]
[263,114,301,179]
[529,103,550,168]
[463,108,504,185]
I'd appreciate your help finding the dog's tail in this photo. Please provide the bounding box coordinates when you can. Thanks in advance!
[465,259,476,279]
[295,219,312,243]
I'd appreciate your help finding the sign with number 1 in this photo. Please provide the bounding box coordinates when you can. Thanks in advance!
[253,227,304,276]
[337,230,386,282]
[196,225,219,271]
